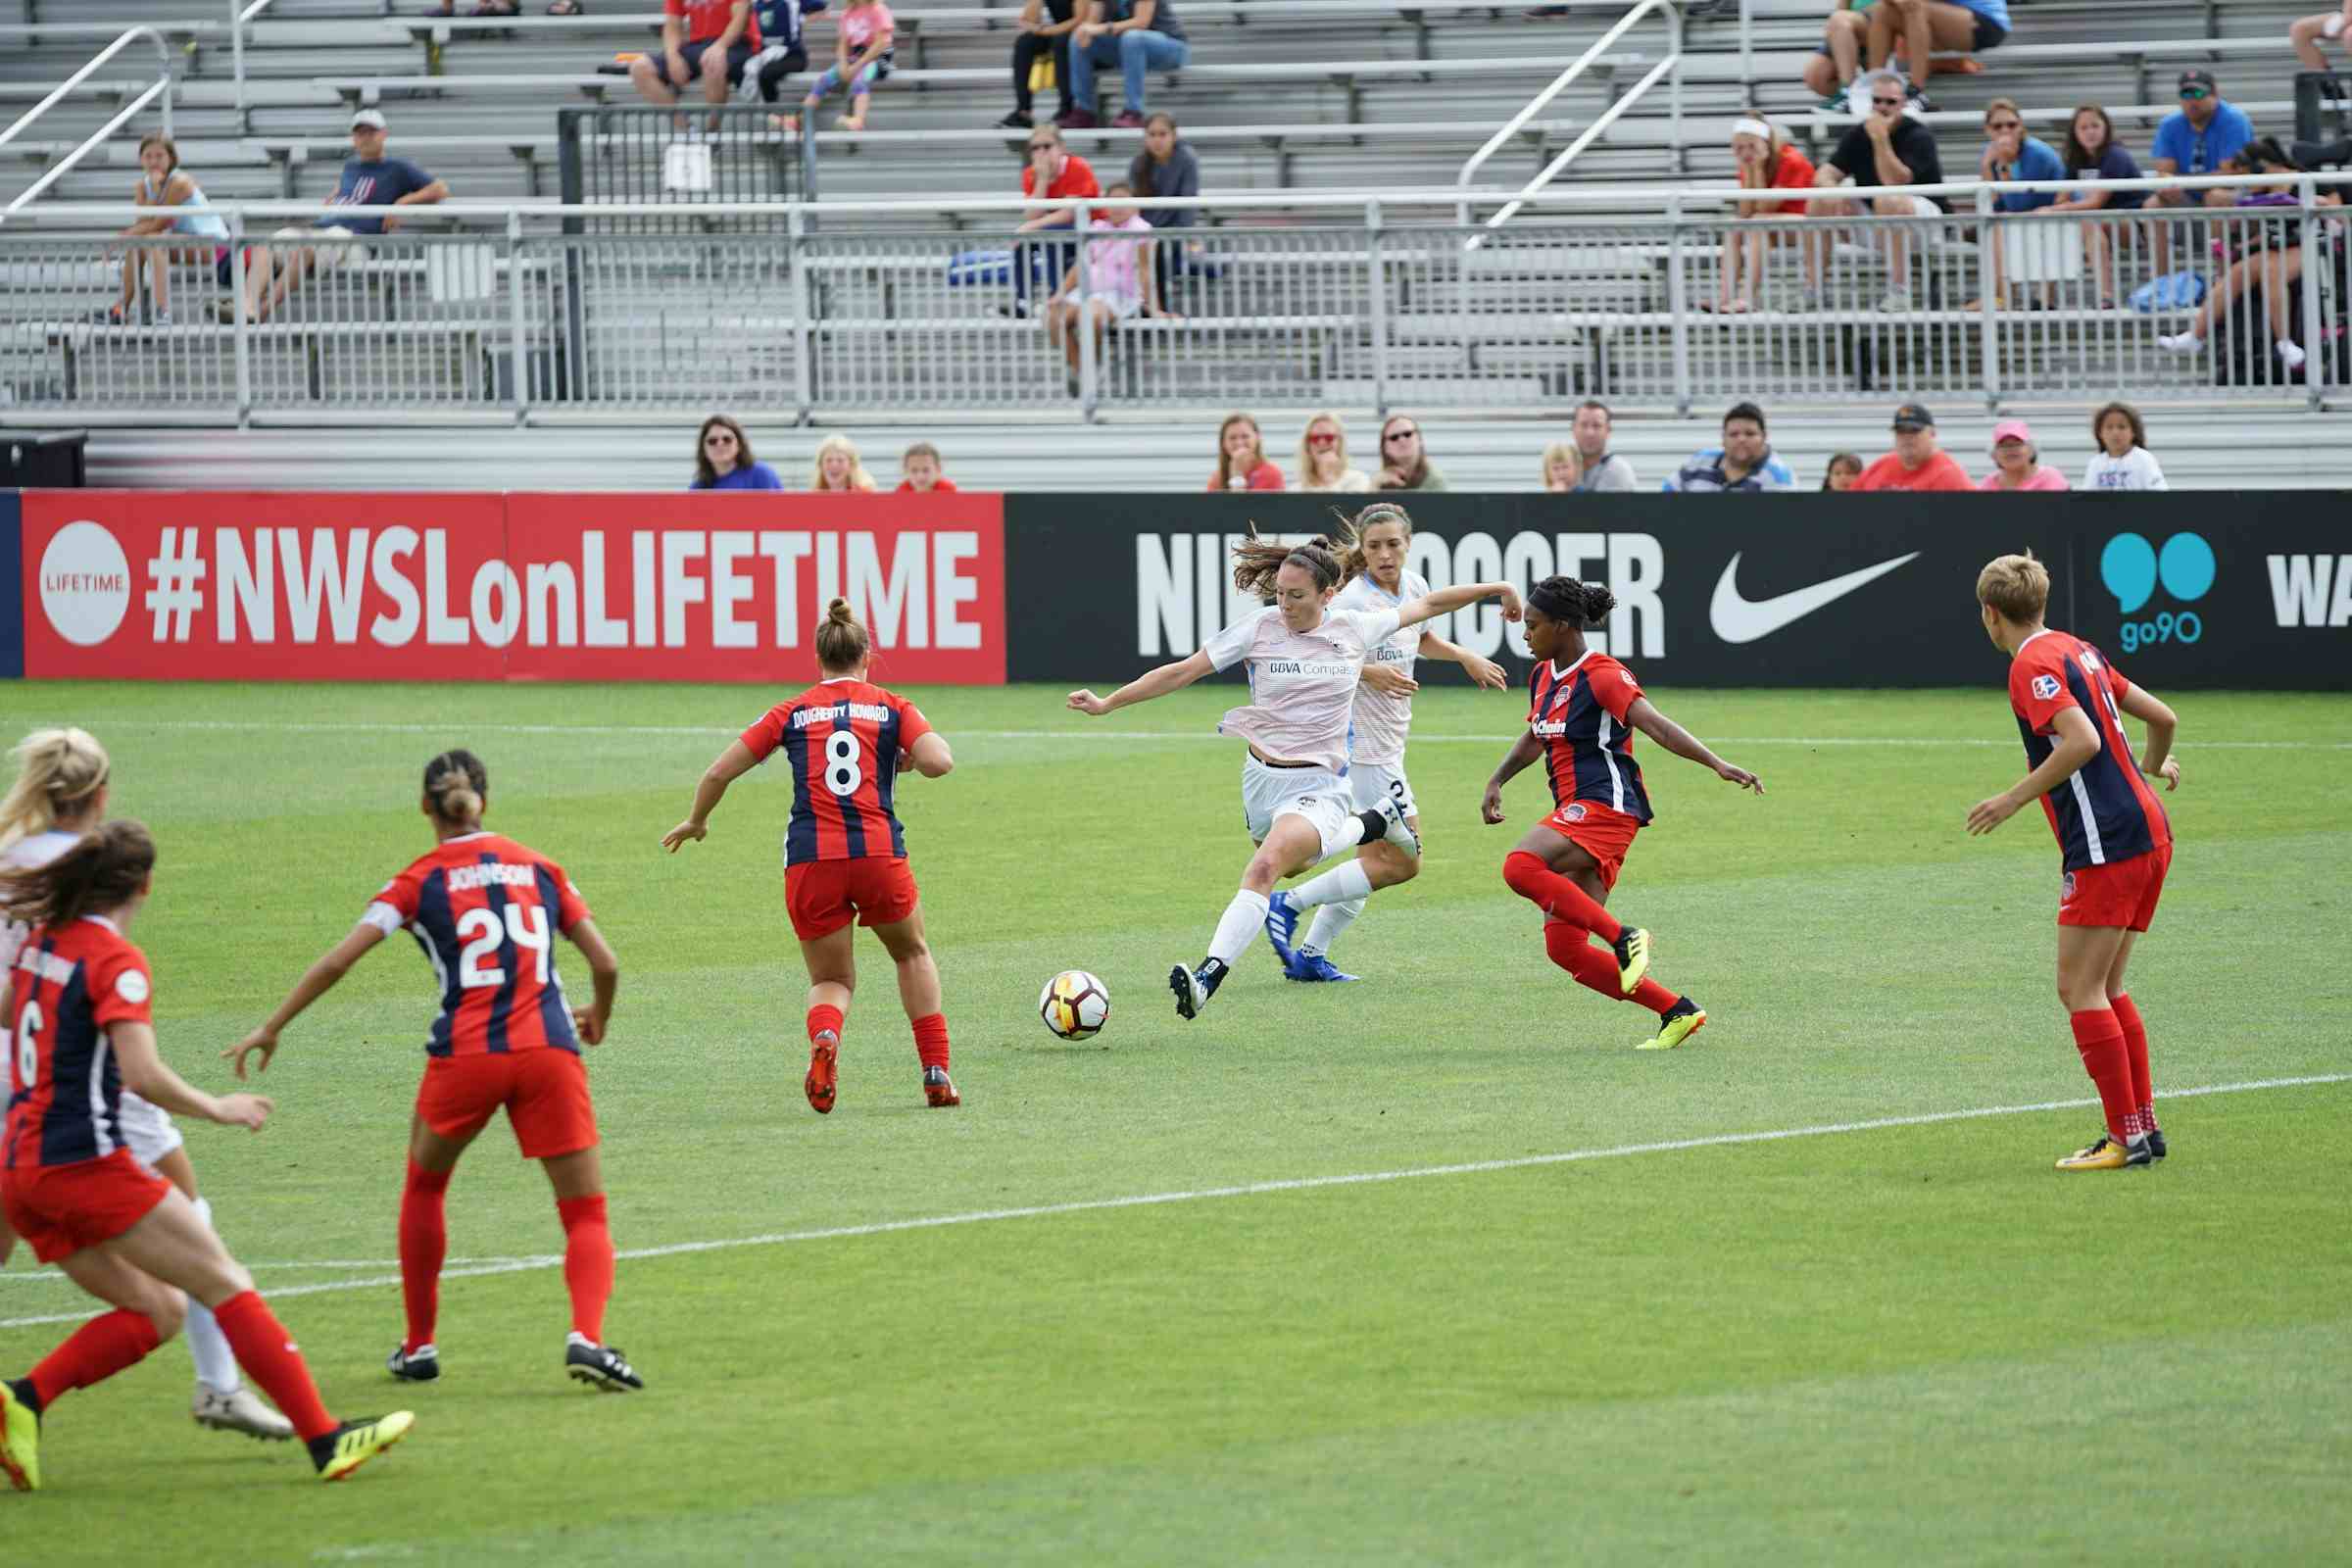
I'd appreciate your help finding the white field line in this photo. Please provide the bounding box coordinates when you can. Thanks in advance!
[3,1072,2342,1333]
[0,1256,547,1286]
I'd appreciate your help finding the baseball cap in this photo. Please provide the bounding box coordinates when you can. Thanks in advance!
[1890,402,1934,431]
[351,109,388,131]
[2177,69,2216,99]
[1990,417,2034,448]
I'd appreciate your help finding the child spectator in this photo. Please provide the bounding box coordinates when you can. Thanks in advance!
[810,433,879,491]
[1208,413,1283,491]
[1048,182,1163,395]
[752,0,828,128]
[1822,453,1864,491]
[1978,418,2069,491]
[2082,403,2168,490]
[690,415,784,490]
[1542,440,1580,492]
[2046,104,2143,310]
[99,133,230,328]
[898,442,958,492]
[1295,412,1371,493]
[802,0,895,132]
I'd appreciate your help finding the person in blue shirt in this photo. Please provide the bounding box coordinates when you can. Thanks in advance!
[1662,403,1796,493]
[1865,0,2007,113]
[1968,98,2067,310]
[2148,69,2254,272]
[690,415,786,490]
[233,111,446,324]
[2046,105,2142,310]
[752,0,828,121]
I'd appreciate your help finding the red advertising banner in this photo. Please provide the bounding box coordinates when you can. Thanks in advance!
[19,491,1007,684]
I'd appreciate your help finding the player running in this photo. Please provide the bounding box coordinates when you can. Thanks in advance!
[0,820,414,1491]
[1481,575,1762,1050]
[1967,551,2180,1172]
[663,598,960,1113]
[1067,514,1523,1019]
[229,750,636,1392]
[1264,503,1509,983]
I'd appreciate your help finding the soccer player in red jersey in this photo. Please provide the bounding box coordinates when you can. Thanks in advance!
[1967,552,2181,1172]
[228,750,636,1390]
[1481,576,1763,1050]
[0,821,415,1491]
[663,598,959,1113]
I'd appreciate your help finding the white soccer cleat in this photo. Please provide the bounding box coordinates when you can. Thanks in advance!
[193,1384,295,1441]
[1377,797,1421,856]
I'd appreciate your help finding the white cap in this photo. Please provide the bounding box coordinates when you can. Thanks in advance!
[351,109,387,131]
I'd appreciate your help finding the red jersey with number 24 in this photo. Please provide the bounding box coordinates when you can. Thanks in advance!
[6,916,152,1171]
[742,678,934,865]
[363,832,591,1058]
[1528,649,1654,824]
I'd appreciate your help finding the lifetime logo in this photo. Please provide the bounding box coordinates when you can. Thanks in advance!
[36,520,132,648]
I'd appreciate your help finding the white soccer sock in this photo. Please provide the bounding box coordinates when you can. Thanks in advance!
[1288,859,1374,910]
[184,1197,241,1394]
[1298,897,1367,958]
[1206,888,1271,966]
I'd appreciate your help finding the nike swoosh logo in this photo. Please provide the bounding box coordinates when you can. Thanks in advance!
[1709,551,1922,645]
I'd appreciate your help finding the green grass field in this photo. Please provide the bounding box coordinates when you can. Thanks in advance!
[1,680,2347,1566]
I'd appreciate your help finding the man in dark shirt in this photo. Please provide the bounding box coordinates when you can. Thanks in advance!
[1804,70,1944,314]
[234,110,447,323]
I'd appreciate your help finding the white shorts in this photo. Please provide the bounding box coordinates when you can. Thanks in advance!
[272,223,368,271]
[1240,756,1359,863]
[1348,760,1416,821]
[119,1090,184,1167]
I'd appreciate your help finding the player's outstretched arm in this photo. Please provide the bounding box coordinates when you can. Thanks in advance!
[1395,582,1523,632]
[122,1021,270,1128]
[1417,628,1508,690]
[2118,683,2181,791]
[1967,706,2100,835]
[566,916,620,1046]
[1481,731,1545,823]
[1068,648,1214,715]
[1627,698,1763,794]
[664,740,760,851]
[226,922,388,1079]
[907,731,955,778]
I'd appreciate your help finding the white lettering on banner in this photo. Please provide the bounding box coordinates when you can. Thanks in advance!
[934,533,982,650]
[662,532,706,648]
[710,531,756,650]
[370,527,420,646]
[631,532,657,649]
[528,561,578,647]
[2269,555,2352,628]
[849,532,926,649]
[424,533,468,646]
[1135,532,1310,657]
[219,529,273,643]
[581,531,628,648]
[471,561,522,649]
[279,528,368,644]
[761,532,812,645]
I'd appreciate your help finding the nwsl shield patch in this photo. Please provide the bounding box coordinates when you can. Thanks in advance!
[2031,674,2061,701]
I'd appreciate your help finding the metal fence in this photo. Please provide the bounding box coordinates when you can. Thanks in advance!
[557,107,815,236]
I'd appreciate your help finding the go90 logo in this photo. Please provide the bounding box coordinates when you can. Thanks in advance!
[2100,531,2214,655]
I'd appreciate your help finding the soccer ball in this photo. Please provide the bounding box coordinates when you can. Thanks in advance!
[1038,970,1111,1041]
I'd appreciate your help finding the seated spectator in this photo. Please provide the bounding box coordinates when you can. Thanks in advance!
[2290,2,2352,73]
[1805,0,1981,115]
[1853,402,1973,490]
[1048,183,1166,395]
[751,0,828,129]
[1967,99,2066,310]
[1664,402,1796,492]
[1011,125,1099,316]
[1714,115,1815,314]
[2148,71,2255,271]
[1001,0,1081,129]
[101,133,229,328]
[2046,104,2144,310]
[1058,0,1188,131]
[1867,0,2006,113]
[2156,138,2341,377]
[801,0,894,133]
[898,441,959,492]
[1130,112,1202,300]
[229,112,446,325]
[1296,412,1372,493]
[1374,416,1449,491]
[811,434,879,491]
[1209,414,1283,491]
[628,0,761,121]
[690,416,783,490]
[1821,452,1864,490]
[1568,401,1637,491]
[1805,71,1946,314]
[2082,402,2168,490]
[1541,440,1580,492]
[1978,418,2068,490]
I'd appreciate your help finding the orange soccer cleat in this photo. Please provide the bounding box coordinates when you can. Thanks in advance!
[805,1033,839,1115]
[922,1065,961,1108]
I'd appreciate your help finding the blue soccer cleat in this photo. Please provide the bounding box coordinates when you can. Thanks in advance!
[1263,891,1304,968]
[1286,954,1359,984]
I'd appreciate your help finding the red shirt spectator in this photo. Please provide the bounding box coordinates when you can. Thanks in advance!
[1853,402,1975,491]
[1764,140,1816,214]
[897,477,960,492]
[1022,150,1099,203]
[667,0,760,46]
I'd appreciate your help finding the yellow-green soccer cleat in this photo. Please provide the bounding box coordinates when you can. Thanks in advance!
[312,1410,416,1482]
[0,1379,40,1492]
[1636,1000,1706,1052]
[1611,926,1652,995]
[2055,1135,2151,1172]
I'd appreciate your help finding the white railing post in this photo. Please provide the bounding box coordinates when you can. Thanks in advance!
[228,211,253,421]
[1072,199,1095,416]
[1977,184,1999,405]
[1738,0,1752,93]
[788,202,813,422]
[1364,197,1389,416]
[507,209,528,422]
[1666,1,1683,174]
[2299,175,2326,407]
[231,0,246,117]
[1666,193,1690,414]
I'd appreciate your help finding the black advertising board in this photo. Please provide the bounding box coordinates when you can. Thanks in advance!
[1004,493,2352,690]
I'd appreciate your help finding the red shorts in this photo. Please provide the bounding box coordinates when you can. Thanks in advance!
[416,1048,599,1160]
[2058,842,2171,932]
[0,1149,172,1264]
[1537,800,1643,892]
[785,857,919,941]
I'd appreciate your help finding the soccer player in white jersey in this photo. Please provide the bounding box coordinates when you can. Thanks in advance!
[1266,502,1508,982]
[1067,517,1522,1019]
[0,728,293,1441]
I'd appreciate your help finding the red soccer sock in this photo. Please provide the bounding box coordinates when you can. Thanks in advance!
[28,1307,162,1410]
[1541,921,1676,1014]
[2111,992,2157,1129]
[211,1291,335,1442]
[808,1004,845,1046]
[911,1012,950,1072]
[1502,852,1623,944]
[557,1194,614,1345]
[2069,1008,2137,1144]
[399,1158,452,1354]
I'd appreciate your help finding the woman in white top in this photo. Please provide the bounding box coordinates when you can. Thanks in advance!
[102,134,230,327]
[2082,402,2168,491]
[1294,411,1372,493]
[1067,515,1521,1019]
[1269,502,1508,982]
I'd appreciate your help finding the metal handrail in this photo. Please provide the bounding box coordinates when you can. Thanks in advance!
[1454,0,1682,233]
[0,27,175,230]
[232,0,290,117]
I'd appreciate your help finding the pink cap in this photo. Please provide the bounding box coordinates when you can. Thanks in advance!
[1990,417,2034,448]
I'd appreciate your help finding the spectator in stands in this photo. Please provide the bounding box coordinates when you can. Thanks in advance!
[1821,452,1864,490]
[690,416,784,490]
[1806,0,1984,113]
[1866,0,2006,113]
[1977,418,2068,490]
[1568,401,1637,491]
[2082,402,2168,490]
[230,111,446,325]
[899,441,959,491]
[1542,441,1580,492]
[1853,401,1973,490]
[1967,99,2066,311]
[1296,413,1372,493]
[100,133,229,328]
[629,0,761,122]
[752,0,828,129]
[1375,416,1449,491]
[2149,70,2255,270]
[1714,115,1815,315]
[2157,137,2341,377]
[1663,402,1796,492]
[2290,2,2352,73]
[1048,183,1166,395]
[1806,71,1946,314]
[1130,112,1203,298]
[1059,0,1189,131]
[811,434,879,491]
[1001,0,1081,129]
[802,0,895,132]
[1012,124,1099,317]
[1209,414,1284,491]
[2047,104,2144,310]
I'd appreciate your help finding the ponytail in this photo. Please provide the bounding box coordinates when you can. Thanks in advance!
[1527,574,1618,629]
[422,748,488,826]
[0,818,154,930]
[815,597,871,672]
[0,727,110,852]
[1230,515,1360,603]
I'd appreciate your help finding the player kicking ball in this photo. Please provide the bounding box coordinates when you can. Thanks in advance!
[1968,552,2181,1172]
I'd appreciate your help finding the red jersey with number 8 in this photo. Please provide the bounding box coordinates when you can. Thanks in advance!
[363,831,591,1058]
[6,916,152,1172]
[741,678,933,865]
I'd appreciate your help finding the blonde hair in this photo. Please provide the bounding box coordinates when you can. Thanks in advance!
[1294,411,1352,488]
[810,434,877,493]
[1540,441,1580,489]
[816,597,871,671]
[0,727,110,852]
[1977,551,2051,624]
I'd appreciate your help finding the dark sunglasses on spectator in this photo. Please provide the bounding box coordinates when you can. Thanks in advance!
[705,433,737,445]
[2180,87,2211,100]
[1307,432,1339,446]
[1987,119,2022,130]
[1871,95,1903,108]
[1385,429,1418,442]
